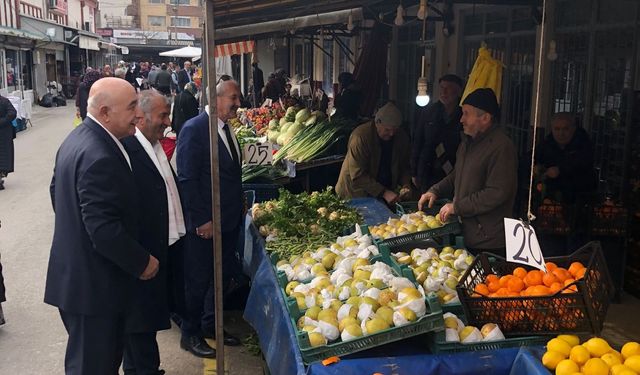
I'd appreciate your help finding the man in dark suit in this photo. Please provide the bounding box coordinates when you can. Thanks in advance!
[177,61,192,93]
[45,77,159,375]
[171,82,199,137]
[121,90,186,375]
[176,79,244,358]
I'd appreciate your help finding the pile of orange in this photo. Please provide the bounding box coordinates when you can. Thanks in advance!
[472,261,586,298]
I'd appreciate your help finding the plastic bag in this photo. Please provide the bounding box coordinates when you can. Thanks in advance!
[73,116,82,127]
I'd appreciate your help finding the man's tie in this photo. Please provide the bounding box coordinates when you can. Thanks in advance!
[223,123,240,165]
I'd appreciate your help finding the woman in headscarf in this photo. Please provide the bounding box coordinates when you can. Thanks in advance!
[75,70,103,120]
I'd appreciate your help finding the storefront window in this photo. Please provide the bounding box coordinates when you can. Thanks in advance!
[5,49,19,92]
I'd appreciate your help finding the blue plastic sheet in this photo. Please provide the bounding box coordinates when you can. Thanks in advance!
[348,198,398,226]
[244,198,550,375]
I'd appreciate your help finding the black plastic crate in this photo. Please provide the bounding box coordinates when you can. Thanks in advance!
[457,242,614,336]
[590,204,628,236]
[535,202,572,235]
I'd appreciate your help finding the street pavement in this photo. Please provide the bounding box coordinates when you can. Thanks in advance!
[0,103,264,374]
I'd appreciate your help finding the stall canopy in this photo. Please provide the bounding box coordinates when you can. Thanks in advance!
[159,41,255,58]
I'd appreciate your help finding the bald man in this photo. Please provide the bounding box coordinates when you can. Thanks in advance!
[45,77,159,375]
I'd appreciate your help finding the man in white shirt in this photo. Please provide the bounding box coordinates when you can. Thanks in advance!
[122,90,186,375]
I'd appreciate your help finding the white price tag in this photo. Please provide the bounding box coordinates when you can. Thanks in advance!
[504,218,547,272]
[243,142,273,166]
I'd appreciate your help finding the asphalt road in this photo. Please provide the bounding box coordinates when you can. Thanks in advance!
[0,103,264,374]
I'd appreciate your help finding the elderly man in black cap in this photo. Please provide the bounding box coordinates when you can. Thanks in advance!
[418,88,517,255]
[336,102,412,206]
[411,74,464,193]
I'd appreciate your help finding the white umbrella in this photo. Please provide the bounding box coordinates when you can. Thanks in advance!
[159,46,201,58]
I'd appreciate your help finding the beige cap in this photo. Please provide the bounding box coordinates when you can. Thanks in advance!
[375,102,402,127]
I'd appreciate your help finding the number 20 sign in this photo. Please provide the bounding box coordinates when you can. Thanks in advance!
[504,218,547,273]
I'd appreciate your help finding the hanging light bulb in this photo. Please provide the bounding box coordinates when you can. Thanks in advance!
[347,12,354,31]
[417,0,428,21]
[547,40,558,61]
[394,5,404,26]
[415,56,430,107]
[416,77,430,106]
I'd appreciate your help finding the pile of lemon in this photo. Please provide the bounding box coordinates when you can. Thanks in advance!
[542,334,640,375]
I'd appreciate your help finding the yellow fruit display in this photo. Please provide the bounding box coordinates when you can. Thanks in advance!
[622,342,640,360]
[555,359,580,375]
[582,358,610,375]
[557,335,580,347]
[542,350,566,370]
[548,338,573,357]
[625,355,640,372]
[584,337,613,358]
[601,352,623,367]
[569,345,591,366]
[611,364,635,375]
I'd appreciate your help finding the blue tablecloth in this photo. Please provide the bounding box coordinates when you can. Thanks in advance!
[243,198,550,375]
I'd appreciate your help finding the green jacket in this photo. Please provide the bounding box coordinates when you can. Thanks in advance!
[336,121,412,199]
[429,124,517,249]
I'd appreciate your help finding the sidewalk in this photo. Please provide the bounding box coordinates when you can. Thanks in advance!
[1,102,265,375]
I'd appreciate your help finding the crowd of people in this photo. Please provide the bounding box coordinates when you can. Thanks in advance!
[0,54,600,373]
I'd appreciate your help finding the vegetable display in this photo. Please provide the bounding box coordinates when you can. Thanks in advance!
[252,187,361,259]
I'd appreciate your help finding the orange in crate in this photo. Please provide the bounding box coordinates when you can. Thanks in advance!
[524,270,544,287]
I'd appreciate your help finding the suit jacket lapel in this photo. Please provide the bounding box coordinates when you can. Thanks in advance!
[83,118,131,171]
[128,137,163,180]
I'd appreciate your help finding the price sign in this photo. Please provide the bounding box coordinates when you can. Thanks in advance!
[243,142,273,166]
[504,218,547,272]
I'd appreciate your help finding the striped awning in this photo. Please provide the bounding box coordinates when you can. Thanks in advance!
[214,40,254,57]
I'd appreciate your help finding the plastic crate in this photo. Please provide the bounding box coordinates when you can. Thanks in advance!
[535,202,572,235]
[294,294,444,364]
[379,238,468,318]
[457,242,614,336]
[395,199,449,216]
[242,183,281,203]
[375,221,462,248]
[590,204,628,236]
[426,328,547,354]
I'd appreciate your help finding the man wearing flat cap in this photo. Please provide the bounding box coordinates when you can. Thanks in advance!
[418,88,517,255]
[411,74,464,193]
[336,102,412,205]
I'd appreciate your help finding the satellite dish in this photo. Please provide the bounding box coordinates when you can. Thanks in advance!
[46,28,56,38]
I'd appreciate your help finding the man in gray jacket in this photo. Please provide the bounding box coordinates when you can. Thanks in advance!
[418,88,517,255]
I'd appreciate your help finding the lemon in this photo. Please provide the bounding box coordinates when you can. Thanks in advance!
[622,342,640,360]
[548,338,573,357]
[610,364,635,375]
[542,351,566,370]
[619,370,639,375]
[584,338,613,358]
[601,352,623,367]
[624,355,640,372]
[555,359,580,375]
[569,345,591,366]
[558,335,581,347]
[582,358,610,375]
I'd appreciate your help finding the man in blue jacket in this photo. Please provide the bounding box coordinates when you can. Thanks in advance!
[176,79,243,358]
[45,78,159,375]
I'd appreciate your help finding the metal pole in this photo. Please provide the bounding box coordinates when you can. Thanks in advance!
[204,1,225,374]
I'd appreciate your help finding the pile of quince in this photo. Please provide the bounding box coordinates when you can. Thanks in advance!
[443,313,505,343]
[275,229,376,282]
[393,246,474,305]
[542,334,640,375]
[284,259,429,347]
[370,212,445,240]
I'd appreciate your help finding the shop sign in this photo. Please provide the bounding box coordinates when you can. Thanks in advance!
[504,218,546,272]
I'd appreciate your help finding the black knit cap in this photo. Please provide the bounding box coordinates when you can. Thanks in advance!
[462,88,500,118]
[439,74,464,89]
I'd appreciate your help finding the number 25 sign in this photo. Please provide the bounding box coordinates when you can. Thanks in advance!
[243,142,273,166]
[504,218,547,272]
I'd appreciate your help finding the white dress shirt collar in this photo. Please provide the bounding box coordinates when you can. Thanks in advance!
[87,113,131,170]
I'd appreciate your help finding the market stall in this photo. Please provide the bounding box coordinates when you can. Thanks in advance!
[241,196,557,375]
